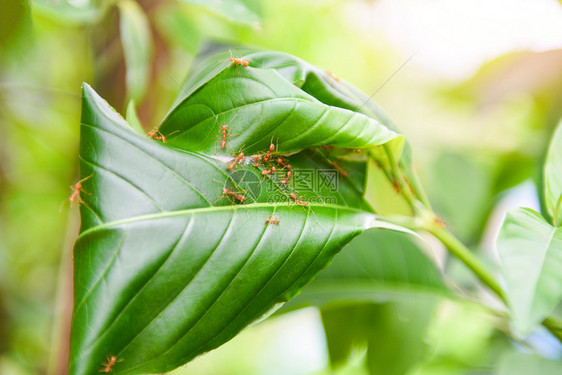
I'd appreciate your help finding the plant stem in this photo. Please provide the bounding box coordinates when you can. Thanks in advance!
[383,146,421,216]
[425,222,562,343]
[368,151,562,342]
[425,225,507,303]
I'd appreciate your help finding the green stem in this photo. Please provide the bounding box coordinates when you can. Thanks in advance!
[399,159,432,210]
[425,222,562,342]
[369,148,562,342]
[425,225,507,303]
[382,146,421,216]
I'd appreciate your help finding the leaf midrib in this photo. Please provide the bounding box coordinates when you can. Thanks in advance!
[77,203,372,240]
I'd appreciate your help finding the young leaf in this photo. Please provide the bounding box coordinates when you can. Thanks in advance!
[163,47,419,202]
[544,118,562,226]
[497,207,562,336]
[160,60,402,158]
[118,0,153,102]
[68,83,402,375]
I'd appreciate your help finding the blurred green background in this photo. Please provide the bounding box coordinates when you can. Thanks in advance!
[1,0,562,374]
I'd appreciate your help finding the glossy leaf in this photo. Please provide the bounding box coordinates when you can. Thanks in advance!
[284,229,448,309]
[68,81,403,375]
[118,0,153,102]
[497,208,562,336]
[286,230,445,373]
[544,118,562,226]
[159,65,401,158]
[162,49,404,156]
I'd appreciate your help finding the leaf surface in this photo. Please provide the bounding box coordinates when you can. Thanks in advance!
[69,83,399,375]
[497,207,562,336]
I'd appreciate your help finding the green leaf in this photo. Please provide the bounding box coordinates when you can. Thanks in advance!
[497,207,562,336]
[118,0,153,102]
[159,52,402,158]
[544,118,562,226]
[287,230,446,374]
[125,100,145,135]
[180,0,260,26]
[497,352,562,375]
[68,83,403,375]
[321,298,436,375]
[283,229,448,309]
[365,298,435,375]
[154,5,202,54]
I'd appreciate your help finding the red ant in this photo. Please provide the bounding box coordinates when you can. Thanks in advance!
[68,174,93,205]
[100,355,122,373]
[325,70,340,82]
[261,166,276,176]
[392,180,400,193]
[147,129,178,143]
[222,187,246,203]
[214,179,247,204]
[290,192,309,207]
[227,146,245,171]
[434,217,447,228]
[265,217,280,225]
[215,115,238,151]
[280,171,292,185]
[346,148,362,153]
[226,50,249,68]
[262,136,277,162]
[276,157,292,170]
[331,161,349,178]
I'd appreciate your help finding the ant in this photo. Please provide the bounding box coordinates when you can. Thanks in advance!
[100,355,122,373]
[215,115,238,151]
[225,50,249,68]
[434,216,447,228]
[261,166,276,176]
[392,179,400,193]
[262,135,278,162]
[331,161,349,178]
[227,146,245,171]
[147,129,178,143]
[221,187,246,203]
[265,217,280,225]
[346,148,362,153]
[214,179,247,204]
[290,192,309,207]
[280,171,292,185]
[325,70,340,82]
[68,174,94,205]
[276,157,292,170]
